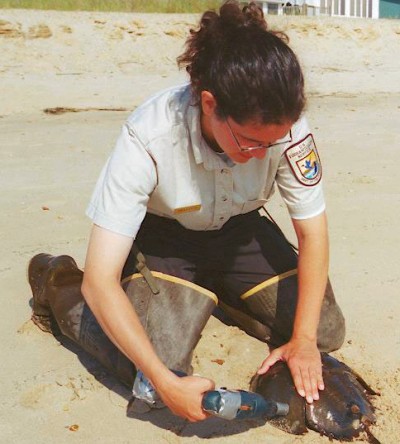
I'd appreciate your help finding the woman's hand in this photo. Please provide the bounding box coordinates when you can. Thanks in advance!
[257,338,323,404]
[154,372,215,422]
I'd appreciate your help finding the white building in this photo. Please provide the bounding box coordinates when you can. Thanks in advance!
[318,0,380,18]
[256,0,286,15]
[256,0,380,18]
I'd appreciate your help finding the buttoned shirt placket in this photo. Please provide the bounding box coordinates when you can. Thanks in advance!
[196,136,235,230]
[211,167,233,229]
[188,105,236,230]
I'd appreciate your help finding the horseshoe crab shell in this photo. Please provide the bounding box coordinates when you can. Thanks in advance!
[250,353,379,442]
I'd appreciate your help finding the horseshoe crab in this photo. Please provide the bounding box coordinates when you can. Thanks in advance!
[250,353,380,442]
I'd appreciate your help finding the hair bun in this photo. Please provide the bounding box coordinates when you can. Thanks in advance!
[218,1,267,31]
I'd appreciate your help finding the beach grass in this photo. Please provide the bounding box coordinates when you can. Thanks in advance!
[0,0,223,13]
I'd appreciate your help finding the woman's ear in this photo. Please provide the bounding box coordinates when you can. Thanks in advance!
[201,90,217,116]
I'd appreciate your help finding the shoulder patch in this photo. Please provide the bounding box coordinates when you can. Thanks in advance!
[284,134,322,186]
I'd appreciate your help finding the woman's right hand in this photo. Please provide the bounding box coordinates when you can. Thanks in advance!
[154,372,215,422]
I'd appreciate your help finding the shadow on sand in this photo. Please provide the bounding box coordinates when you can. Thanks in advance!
[55,334,266,439]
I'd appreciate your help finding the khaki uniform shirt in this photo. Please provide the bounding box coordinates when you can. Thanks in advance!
[87,84,325,238]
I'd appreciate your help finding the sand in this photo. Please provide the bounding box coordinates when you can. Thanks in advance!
[0,8,399,444]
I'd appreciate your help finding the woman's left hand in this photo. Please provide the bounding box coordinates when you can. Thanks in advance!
[257,338,324,403]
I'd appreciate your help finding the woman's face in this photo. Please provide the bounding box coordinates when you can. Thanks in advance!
[200,91,293,164]
[209,115,293,163]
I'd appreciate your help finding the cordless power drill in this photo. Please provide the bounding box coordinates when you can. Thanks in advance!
[202,388,288,420]
[132,370,289,420]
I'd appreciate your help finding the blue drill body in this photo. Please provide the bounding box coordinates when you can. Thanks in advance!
[202,389,289,420]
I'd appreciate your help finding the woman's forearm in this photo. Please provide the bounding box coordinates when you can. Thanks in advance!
[81,224,172,386]
[81,277,171,385]
[292,211,329,342]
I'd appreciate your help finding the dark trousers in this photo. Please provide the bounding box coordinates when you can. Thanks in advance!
[123,210,346,350]
[30,210,345,391]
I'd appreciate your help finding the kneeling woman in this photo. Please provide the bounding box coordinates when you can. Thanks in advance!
[28,0,345,423]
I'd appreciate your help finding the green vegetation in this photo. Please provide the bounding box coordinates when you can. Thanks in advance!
[0,0,223,13]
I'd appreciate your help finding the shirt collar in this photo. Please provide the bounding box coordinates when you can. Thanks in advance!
[185,102,235,169]
[186,102,203,165]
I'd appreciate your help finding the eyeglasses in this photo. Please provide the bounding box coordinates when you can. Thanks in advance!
[225,118,292,152]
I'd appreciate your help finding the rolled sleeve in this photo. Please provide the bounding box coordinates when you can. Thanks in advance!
[277,178,326,220]
[86,124,157,238]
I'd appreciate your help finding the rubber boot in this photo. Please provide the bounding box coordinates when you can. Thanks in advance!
[28,253,82,335]
[28,253,135,386]
[28,252,217,388]
[239,271,345,351]
[121,272,217,374]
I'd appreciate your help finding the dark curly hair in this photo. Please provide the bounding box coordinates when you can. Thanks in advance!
[177,0,305,125]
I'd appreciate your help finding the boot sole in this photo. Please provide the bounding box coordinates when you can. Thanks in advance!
[28,253,77,336]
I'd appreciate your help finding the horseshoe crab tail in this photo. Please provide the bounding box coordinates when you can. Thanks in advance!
[352,371,381,396]
[365,426,381,444]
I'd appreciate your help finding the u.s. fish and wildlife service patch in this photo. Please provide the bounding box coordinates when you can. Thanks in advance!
[284,134,322,186]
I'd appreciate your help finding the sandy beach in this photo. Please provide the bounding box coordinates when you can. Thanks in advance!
[1,8,399,443]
